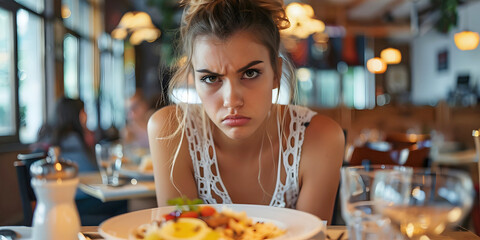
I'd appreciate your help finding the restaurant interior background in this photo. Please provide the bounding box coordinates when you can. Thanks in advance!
[1,0,480,227]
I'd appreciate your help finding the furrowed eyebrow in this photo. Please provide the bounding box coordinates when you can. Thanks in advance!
[195,60,263,75]
[237,60,263,73]
[195,69,223,76]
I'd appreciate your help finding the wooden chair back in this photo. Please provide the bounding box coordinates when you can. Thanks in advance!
[349,144,430,168]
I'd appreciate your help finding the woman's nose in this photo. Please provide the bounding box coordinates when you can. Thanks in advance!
[222,80,244,108]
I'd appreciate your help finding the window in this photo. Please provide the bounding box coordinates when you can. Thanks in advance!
[99,34,126,130]
[64,33,79,98]
[62,0,79,31]
[316,70,340,108]
[0,7,15,138]
[80,39,96,130]
[296,66,374,109]
[15,0,44,13]
[343,66,374,109]
[17,9,45,143]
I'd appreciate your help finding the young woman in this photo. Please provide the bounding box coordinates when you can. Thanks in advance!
[148,0,344,222]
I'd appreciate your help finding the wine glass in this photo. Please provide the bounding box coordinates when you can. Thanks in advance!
[372,168,475,239]
[340,165,411,240]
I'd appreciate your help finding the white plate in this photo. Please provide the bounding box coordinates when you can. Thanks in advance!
[119,164,154,180]
[99,204,325,240]
[0,226,32,240]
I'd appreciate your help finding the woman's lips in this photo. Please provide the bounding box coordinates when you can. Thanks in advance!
[222,115,251,126]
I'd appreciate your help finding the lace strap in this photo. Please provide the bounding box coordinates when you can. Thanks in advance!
[186,107,231,204]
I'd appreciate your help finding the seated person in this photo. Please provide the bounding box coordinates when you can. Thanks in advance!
[122,90,154,163]
[147,0,344,223]
[32,97,127,225]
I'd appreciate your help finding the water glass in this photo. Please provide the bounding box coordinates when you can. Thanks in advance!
[349,201,394,240]
[372,168,474,239]
[95,142,123,185]
[340,165,410,240]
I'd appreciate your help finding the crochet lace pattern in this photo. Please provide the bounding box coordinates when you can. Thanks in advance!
[186,105,316,208]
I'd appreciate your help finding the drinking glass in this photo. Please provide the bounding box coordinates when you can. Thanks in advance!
[341,165,410,240]
[95,142,123,185]
[372,168,475,239]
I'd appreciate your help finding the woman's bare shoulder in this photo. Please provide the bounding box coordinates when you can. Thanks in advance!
[148,105,183,137]
[301,112,345,163]
[308,113,344,142]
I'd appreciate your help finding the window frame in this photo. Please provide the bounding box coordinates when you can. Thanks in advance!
[0,0,47,146]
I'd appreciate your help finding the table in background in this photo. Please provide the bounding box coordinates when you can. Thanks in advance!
[431,148,478,185]
[78,172,157,211]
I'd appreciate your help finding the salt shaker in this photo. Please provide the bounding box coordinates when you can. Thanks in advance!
[30,146,80,240]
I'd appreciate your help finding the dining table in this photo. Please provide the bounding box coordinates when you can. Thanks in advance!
[1,225,478,240]
[78,171,156,202]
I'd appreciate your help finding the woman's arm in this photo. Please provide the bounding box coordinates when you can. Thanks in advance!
[296,114,345,223]
[147,106,198,207]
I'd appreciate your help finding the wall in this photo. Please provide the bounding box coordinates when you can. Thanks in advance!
[411,1,480,105]
[0,150,28,226]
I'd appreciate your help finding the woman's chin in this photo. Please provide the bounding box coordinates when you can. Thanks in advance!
[221,127,255,140]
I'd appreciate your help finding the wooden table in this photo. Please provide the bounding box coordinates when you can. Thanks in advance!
[78,172,156,202]
[326,225,480,240]
[79,225,480,240]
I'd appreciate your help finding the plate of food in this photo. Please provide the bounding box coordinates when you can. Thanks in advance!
[99,203,325,240]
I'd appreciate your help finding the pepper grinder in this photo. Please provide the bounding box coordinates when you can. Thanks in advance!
[30,146,80,240]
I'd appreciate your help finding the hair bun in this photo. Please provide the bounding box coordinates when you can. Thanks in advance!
[180,0,290,31]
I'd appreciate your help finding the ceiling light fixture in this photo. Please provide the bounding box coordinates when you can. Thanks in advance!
[367,57,387,74]
[454,7,479,51]
[380,48,402,64]
[111,11,161,45]
[282,2,325,39]
[455,31,479,51]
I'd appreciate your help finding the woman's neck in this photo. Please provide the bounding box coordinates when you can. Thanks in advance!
[212,106,280,162]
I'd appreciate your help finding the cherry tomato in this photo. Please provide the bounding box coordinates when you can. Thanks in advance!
[179,211,199,218]
[200,206,217,217]
[163,214,175,221]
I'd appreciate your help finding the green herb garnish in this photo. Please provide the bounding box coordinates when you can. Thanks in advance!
[167,196,204,212]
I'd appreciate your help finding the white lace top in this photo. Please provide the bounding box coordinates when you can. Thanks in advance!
[185,105,317,208]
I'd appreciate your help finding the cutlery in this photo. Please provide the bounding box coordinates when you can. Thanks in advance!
[0,229,17,240]
[78,232,91,240]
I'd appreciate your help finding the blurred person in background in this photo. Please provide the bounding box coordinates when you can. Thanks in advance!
[32,96,127,225]
[34,97,97,172]
[122,90,155,163]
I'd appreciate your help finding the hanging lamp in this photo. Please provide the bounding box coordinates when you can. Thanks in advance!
[367,57,387,74]
[454,7,479,51]
[454,31,479,50]
[380,48,402,64]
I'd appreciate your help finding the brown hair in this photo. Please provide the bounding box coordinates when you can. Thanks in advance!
[169,0,295,103]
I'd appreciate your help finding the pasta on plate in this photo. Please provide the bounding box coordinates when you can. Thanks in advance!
[130,206,285,240]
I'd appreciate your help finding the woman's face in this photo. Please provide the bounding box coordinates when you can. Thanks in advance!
[192,31,279,140]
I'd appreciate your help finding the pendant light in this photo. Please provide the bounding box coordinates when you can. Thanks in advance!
[380,48,402,64]
[455,31,479,50]
[367,57,387,74]
[454,6,479,51]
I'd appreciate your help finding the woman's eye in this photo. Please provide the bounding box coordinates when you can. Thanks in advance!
[242,69,260,79]
[200,75,219,84]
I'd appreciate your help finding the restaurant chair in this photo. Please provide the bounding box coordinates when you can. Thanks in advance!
[13,151,47,226]
[385,132,431,150]
[348,144,430,168]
